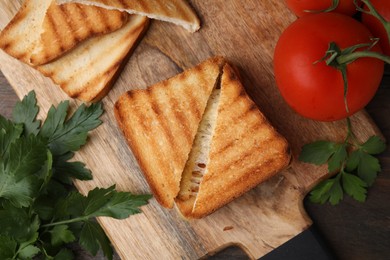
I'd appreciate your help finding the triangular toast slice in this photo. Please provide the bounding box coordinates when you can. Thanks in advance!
[114,57,225,208]
[38,14,149,102]
[30,1,128,65]
[0,0,52,64]
[56,0,201,32]
[0,0,128,66]
[175,63,291,218]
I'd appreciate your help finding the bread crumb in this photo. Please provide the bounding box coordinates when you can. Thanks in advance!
[223,226,234,231]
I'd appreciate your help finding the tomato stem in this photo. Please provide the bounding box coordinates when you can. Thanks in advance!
[357,0,390,42]
[345,117,353,143]
[345,117,359,148]
[337,50,390,64]
[318,39,389,116]
[339,65,350,113]
[304,0,339,13]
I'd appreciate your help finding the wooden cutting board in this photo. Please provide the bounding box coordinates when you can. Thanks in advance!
[0,0,383,259]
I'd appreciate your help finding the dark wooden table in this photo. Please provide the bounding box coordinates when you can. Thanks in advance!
[1,67,389,259]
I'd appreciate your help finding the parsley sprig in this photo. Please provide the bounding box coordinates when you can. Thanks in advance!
[0,91,151,260]
[300,118,386,205]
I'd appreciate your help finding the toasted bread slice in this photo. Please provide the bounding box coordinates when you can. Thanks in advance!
[0,0,128,66]
[0,0,52,64]
[56,0,201,32]
[37,14,149,102]
[176,64,291,219]
[114,57,225,208]
[30,1,128,65]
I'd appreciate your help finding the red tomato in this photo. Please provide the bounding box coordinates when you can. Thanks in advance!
[362,0,390,55]
[274,13,384,121]
[286,0,358,17]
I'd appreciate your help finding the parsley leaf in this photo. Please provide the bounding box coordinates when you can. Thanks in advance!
[0,135,49,208]
[54,248,74,260]
[50,225,76,246]
[299,140,337,164]
[52,185,151,221]
[361,135,386,154]
[39,186,150,259]
[12,91,40,136]
[328,143,347,172]
[346,137,384,186]
[52,152,92,184]
[0,235,17,259]
[309,176,343,205]
[300,118,386,205]
[0,90,151,259]
[342,173,367,202]
[0,115,23,159]
[40,102,103,156]
[356,152,381,186]
[0,207,39,243]
[346,149,360,171]
[18,244,41,259]
[80,220,113,259]
[39,101,69,140]
[82,185,152,219]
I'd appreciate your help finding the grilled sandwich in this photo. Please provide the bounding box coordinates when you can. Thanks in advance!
[114,56,225,208]
[30,1,128,65]
[0,0,148,102]
[38,15,149,102]
[0,0,128,66]
[56,0,201,32]
[0,0,53,65]
[114,57,291,218]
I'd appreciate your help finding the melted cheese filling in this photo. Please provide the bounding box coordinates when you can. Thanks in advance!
[177,87,221,200]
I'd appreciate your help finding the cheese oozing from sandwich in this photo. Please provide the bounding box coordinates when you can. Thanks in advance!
[178,86,221,200]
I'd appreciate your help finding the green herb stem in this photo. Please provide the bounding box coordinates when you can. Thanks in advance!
[41,216,89,228]
[337,50,390,64]
[345,117,353,143]
[0,91,149,259]
[344,117,363,151]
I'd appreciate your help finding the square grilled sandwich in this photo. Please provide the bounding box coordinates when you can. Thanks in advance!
[114,56,291,218]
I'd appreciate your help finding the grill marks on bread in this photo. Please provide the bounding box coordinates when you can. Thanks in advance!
[115,57,290,218]
[37,14,148,102]
[0,0,147,101]
[56,0,200,32]
[0,0,53,64]
[0,0,128,66]
[30,1,128,65]
[177,82,221,202]
[176,63,290,219]
[188,64,290,218]
[114,57,225,208]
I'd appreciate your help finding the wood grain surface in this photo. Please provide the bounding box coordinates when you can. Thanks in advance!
[0,0,389,259]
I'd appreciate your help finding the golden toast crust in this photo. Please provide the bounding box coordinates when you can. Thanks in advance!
[189,64,291,218]
[37,15,149,102]
[115,57,290,217]
[114,57,225,208]
[30,2,128,65]
[57,0,201,32]
[0,0,146,102]
[0,0,52,64]
[0,0,128,66]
